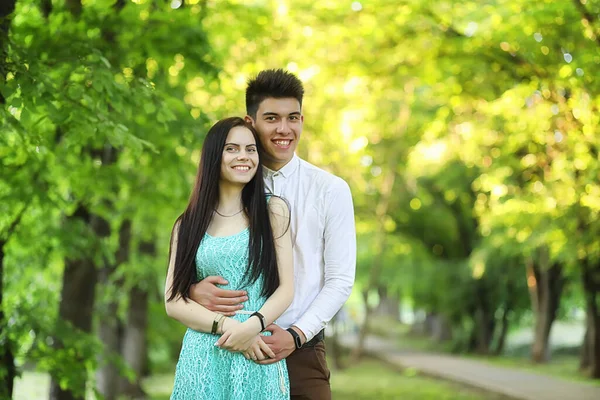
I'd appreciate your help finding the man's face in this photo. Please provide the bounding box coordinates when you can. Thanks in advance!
[246,97,303,171]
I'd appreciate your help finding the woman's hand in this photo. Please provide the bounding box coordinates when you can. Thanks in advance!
[215,316,262,352]
[243,336,277,361]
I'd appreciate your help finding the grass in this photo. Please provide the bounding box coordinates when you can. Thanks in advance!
[329,358,508,400]
[14,357,508,400]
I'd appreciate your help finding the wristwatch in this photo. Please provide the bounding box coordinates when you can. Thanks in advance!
[286,328,303,350]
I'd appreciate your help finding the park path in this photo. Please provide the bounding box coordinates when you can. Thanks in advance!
[338,333,600,400]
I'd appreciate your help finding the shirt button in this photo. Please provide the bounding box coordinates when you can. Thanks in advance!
[273,173,279,177]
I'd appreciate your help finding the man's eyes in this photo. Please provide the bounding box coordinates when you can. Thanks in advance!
[264,116,300,121]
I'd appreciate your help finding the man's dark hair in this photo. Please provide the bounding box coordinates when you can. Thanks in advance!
[246,69,304,118]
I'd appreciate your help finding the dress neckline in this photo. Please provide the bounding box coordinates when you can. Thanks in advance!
[205,226,249,239]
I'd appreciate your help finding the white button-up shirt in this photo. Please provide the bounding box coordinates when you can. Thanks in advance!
[263,155,356,341]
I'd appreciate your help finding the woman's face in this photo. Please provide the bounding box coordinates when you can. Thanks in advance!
[220,126,259,185]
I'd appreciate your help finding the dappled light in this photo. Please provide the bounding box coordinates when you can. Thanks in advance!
[2,0,600,399]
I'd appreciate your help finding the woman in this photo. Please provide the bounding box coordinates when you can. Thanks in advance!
[165,117,293,399]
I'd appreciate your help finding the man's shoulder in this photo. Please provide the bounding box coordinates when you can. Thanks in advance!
[297,157,348,188]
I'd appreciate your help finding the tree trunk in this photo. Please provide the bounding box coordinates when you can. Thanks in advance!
[580,313,591,372]
[474,284,495,354]
[581,259,600,379]
[354,289,372,360]
[352,85,413,361]
[119,240,154,398]
[0,240,16,400]
[327,310,347,370]
[493,306,511,356]
[119,287,149,398]
[431,314,452,342]
[374,285,400,321]
[97,220,132,400]
[96,312,124,400]
[493,280,515,356]
[49,208,110,400]
[528,250,564,364]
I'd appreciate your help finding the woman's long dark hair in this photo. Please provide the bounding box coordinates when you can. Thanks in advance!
[167,117,282,302]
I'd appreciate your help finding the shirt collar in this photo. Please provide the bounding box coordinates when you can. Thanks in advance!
[263,154,300,179]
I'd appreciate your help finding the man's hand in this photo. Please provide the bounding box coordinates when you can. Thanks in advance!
[189,276,248,316]
[255,324,304,365]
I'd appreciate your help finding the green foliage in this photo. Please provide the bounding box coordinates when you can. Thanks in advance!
[3,0,600,394]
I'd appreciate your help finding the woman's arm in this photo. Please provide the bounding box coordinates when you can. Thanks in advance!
[216,197,294,349]
[164,222,235,333]
[253,196,294,324]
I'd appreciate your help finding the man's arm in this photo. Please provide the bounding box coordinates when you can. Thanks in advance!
[293,177,356,341]
[257,178,356,364]
[189,277,248,316]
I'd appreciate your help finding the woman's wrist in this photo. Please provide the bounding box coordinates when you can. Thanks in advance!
[219,317,231,334]
[246,315,263,333]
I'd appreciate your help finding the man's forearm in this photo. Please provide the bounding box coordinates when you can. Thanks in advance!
[293,278,353,341]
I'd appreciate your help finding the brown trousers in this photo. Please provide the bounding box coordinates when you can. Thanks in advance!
[286,341,331,400]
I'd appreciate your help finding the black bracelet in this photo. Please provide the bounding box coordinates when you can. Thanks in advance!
[250,311,266,332]
[211,315,219,335]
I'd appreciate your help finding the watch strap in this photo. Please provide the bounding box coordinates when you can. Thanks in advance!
[250,311,266,332]
[286,327,302,350]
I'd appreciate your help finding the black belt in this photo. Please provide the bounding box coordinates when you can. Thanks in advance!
[301,329,325,348]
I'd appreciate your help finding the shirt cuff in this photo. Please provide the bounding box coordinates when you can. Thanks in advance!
[294,318,325,343]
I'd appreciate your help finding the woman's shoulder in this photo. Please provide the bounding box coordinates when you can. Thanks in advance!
[266,195,290,220]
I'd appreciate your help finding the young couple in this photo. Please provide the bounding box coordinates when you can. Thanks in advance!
[165,69,356,399]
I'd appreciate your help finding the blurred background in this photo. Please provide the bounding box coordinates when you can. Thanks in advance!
[2,0,600,399]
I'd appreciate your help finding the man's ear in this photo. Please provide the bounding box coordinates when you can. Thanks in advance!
[244,115,255,125]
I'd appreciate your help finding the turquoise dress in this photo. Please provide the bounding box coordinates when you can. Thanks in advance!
[171,228,290,400]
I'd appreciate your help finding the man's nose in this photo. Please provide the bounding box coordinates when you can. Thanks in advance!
[276,119,291,134]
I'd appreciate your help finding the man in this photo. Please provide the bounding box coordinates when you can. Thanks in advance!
[190,69,356,399]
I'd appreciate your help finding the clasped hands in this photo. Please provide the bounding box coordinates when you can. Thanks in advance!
[215,317,275,361]
[191,277,298,364]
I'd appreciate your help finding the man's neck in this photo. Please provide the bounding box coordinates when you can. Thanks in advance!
[264,157,294,172]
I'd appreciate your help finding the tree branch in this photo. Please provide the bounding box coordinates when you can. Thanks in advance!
[573,0,596,24]
[423,7,548,80]
[2,202,30,242]
[66,0,82,17]
[572,0,600,47]
[0,0,17,104]
[40,0,52,19]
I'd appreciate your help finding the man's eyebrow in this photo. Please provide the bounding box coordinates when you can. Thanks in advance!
[261,111,301,116]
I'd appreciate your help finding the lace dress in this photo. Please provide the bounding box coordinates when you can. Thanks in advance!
[171,228,290,399]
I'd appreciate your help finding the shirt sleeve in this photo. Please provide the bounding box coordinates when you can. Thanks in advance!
[294,177,356,341]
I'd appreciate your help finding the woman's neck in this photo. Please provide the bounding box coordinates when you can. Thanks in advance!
[217,183,244,214]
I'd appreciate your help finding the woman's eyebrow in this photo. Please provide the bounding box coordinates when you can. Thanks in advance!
[224,142,240,147]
